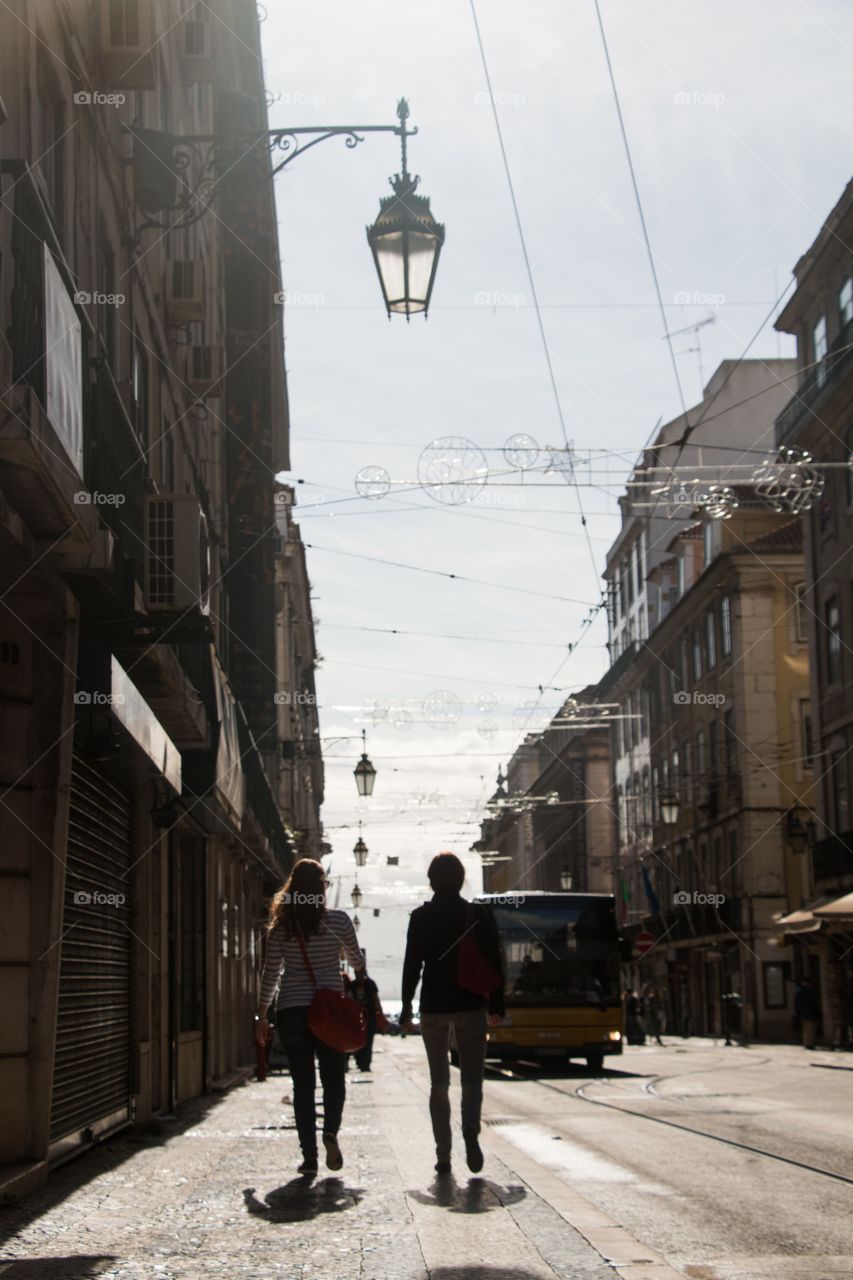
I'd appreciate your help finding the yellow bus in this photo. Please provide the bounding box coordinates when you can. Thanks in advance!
[475,891,623,1071]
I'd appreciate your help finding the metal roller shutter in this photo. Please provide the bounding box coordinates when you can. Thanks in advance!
[50,754,132,1153]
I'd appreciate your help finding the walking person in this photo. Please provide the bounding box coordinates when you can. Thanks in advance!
[256,858,365,1175]
[643,983,665,1046]
[350,969,383,1072]
[399,852,505,1176]
[794,975,820,1050]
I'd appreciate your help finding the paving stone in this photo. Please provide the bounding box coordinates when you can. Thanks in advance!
[0,1041,627,1280]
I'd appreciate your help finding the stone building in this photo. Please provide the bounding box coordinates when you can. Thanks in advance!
[773,178,853,1043]
[609,500,814,1039]
[475,690,615,898]
[0,0,321,1194]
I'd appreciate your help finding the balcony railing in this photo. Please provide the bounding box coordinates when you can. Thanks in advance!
[776,315,853,444]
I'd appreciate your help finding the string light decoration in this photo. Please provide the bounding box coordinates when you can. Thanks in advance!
[752,447,826,514]
[418,436,489,504]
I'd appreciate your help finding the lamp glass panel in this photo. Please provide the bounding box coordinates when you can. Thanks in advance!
[404,230,438,307]
[374,231,406,306]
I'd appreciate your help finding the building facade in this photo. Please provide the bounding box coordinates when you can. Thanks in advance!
[0,0,321,1194]
[475,692,615,898]
[610,502,814,1039]
[774,178,853,1043]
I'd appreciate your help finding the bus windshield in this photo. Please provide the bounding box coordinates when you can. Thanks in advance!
[487,897,621,1009]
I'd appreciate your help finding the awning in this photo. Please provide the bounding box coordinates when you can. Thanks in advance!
[212,650,245,827]
[814,892,853,922]
[774,901,829,935]
[111,656,181,792]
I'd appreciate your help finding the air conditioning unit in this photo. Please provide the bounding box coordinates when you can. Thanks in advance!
[187,344,223,397]
[165,260,204,324]
[98,0,155,88]
[180,19,214,80]
[144,495,211,615]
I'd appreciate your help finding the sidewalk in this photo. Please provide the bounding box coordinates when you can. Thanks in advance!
[0,1038,688,1280]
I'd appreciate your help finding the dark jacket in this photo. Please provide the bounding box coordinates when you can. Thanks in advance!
[401,890,505,1018]
[794,983,820,1021]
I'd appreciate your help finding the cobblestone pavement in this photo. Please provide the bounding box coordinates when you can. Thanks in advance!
[0,1039,670,1280]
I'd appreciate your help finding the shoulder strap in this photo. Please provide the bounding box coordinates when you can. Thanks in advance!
[296,931,318,988]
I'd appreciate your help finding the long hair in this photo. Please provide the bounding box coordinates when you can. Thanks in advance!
[268,858,327,937]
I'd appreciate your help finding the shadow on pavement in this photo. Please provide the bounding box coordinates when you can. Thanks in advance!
[485,1062,647,1082]
[243,1176,364,1222]
[431,1270,560,1279]
[408,1177,526,1214]
[0,1257,116,1279]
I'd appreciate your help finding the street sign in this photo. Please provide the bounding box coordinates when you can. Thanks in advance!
[635,931,655,956]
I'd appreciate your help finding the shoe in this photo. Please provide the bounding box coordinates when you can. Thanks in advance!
[463,1133,484,1174]
[298,1156,318,1174]
[435,1159,452,1174]
[323,1132,343,1171]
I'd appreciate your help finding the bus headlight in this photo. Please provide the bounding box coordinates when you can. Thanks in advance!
[607,1030,622,1041]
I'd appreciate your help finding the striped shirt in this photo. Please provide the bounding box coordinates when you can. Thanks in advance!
[258,909,364,1012]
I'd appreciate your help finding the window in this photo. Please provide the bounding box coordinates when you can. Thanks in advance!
[617,785,624,845]
[619,566,627,616]
[709,719,719,777]
[703,522,714,567]
[35,58,65,232]
[830,751,849,834]
[692,626,702,681]
[683,741,692,802]
[712,835,723,890]
[763,962,790,1010]
[706,611,717,668]
[800,700,813,769]
[680,636,690,688]
[638,529,646,584]
[627,553,635,606]
[825,596,842,684]
[724,709,736,775]
[814,314,828,387]
[652,765,660,822]
[633,540,642,596]
[721,596,733,656]
[696,727,706,775]
[132,343,149,443]
[98,221,117,368]
[795,582,809,641]
[840,277,853,328]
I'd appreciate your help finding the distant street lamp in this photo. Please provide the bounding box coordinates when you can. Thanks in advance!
[366,99,445,320]
[351,884,363,909]
[354,728,377,797]
[353,820,369,868]
[660,794,680,825]
[559,867,573,891]
[353,914,361,932]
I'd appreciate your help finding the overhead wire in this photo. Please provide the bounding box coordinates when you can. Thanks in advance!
[469,0,601,591]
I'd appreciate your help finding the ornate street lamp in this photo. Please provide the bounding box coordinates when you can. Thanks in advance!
[660,794,680,825]
[354,728,377,797]
[353,913,361,932]
[366,99,445,320]
[351,883,363,909]
[353,819,369,868]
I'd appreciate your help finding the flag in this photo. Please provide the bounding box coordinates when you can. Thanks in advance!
[642,864,660,919]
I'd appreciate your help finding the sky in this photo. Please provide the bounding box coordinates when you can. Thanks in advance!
[260,0,853,1001]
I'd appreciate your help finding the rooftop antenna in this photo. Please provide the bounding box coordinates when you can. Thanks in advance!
[663,313,716,400]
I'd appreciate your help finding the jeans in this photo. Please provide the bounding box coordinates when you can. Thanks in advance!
[420,1007,487,1161]
[276,1006,346,1158]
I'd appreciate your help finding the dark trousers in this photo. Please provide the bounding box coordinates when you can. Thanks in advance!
[276,1006,346,1158]
[420,1008,487,1161]
[354,1026,376,1071]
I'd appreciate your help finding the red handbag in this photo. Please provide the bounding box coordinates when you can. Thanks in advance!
[297,935,367,1053]
[456,906,501,998]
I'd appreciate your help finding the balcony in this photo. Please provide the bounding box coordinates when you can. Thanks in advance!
[776,316,853,444]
